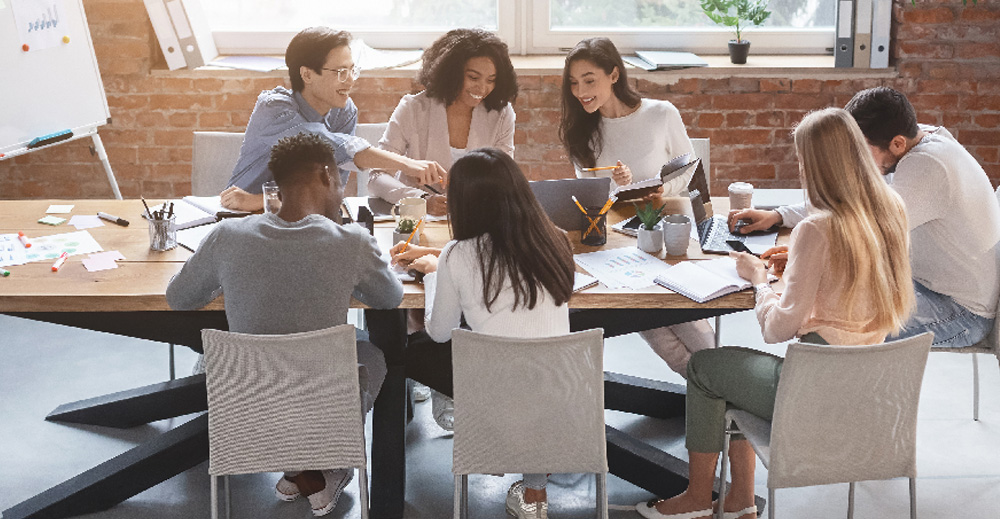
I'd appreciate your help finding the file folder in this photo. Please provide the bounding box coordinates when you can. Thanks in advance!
[870,0,892,68]
[835,0,855,68]
[854,0,873,68]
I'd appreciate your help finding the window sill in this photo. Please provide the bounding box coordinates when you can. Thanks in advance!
[156,54,896,81]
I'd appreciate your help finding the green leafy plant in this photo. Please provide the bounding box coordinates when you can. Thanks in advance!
[395,217,418,234]
[633,201,667,231]
[701,0,772,43]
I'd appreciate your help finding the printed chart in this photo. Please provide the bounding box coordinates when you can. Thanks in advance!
[574,247,673,290]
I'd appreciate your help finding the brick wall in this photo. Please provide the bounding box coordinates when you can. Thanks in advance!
[1,0,997,199]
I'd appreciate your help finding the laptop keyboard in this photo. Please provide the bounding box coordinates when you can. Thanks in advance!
[699,216,743,252]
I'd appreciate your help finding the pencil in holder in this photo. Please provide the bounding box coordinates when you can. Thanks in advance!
[580,207,607,246]
[148,214,177,251]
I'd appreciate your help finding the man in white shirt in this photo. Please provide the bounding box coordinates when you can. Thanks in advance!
[731,87,1000,347]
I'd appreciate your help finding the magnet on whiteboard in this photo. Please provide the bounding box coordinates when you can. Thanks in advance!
[63,36,71,43]
[21,44,29,51]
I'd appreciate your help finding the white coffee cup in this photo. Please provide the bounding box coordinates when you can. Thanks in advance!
[662,214,692,256]
[728,182,754,211]
[392,196,427,223]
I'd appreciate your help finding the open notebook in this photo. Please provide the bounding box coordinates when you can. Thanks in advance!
[145,196,249,231]
[654,257,776,303]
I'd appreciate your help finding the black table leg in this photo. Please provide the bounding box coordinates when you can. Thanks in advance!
[364,308,408,519]
[46,375,207,429]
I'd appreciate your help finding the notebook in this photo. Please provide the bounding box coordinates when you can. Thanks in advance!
[176,221,221,252]
[144,199,218,230]
[630,51,709,71]
[599,154,701,202]
[182,196,251,218]
[654,257,776,303]
[574,272,599,292]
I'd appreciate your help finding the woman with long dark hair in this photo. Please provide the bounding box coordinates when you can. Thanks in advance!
[559,37,714,378]
[391,148,574,519]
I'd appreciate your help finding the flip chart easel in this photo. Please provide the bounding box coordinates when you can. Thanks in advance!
[0,0,121,199]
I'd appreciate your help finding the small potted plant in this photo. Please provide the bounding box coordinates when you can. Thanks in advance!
[701,0,772,65]
[393,216,420,246]
[633,201,666,254]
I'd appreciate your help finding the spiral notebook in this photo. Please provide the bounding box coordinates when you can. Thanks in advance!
[654,257,776,303]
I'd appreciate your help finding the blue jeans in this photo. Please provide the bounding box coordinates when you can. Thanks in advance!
[891,281,994,348]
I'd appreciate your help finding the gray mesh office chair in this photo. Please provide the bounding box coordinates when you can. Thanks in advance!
[202,324,370,519]
[450,328,608,519]
[928,185,1000,421]
[716,333,933,519]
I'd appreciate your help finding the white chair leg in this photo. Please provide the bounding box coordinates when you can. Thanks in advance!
[714,316,722,348]
[359,466,370,519]
[717,426,732,519]
[596,472,608,519]
[847,482,855,519]
[224,475,231,519]
[768,488,775,519]
[210,475,219,519]
[909,477,917,519]
[973,353,980,421]
[453,475,462,519]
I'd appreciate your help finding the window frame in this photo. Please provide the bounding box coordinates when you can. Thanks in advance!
[208,0,835,56]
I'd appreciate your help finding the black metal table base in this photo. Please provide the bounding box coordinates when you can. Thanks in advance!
[5,307,765,519]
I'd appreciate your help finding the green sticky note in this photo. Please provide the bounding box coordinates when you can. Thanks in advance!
[38,215,66,225]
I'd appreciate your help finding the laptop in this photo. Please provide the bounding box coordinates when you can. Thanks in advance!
[689,189,778,255]
[529,177,612,231]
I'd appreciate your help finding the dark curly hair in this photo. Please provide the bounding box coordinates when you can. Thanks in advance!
[844,87,919,150]
[286,27,352,92]
[418,28,517,111]
[559,38,641,169]
[268,132,336,187]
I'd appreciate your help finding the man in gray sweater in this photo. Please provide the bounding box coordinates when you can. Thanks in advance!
[167,132,403,516]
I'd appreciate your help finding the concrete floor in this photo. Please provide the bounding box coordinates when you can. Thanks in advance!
[1,311,999,519]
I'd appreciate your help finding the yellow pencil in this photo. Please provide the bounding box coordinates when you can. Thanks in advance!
[581,165,618,172]
[399,218,424,254]
[584,196,616,238]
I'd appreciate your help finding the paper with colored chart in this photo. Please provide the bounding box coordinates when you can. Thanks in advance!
[21,230,103,263]
[0,234,28,268]
[12,0,65,52]
[573,247,673,290]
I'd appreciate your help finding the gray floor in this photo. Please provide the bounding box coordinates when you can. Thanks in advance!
[1,311,999,519]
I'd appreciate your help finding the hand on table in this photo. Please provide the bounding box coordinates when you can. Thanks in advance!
[426,194,447,216]
[730,251,769,285]
[760,245,789,275]
[220,186,264,213]
[727,208,782,234]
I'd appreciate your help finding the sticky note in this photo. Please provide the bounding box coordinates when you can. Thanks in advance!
[46,204,74,213]
[38,215,66,225]
[68,215,103,230]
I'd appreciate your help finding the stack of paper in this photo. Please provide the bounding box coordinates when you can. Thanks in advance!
[573,247,672,290]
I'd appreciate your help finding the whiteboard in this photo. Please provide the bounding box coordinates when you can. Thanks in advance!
[0,0,110,157]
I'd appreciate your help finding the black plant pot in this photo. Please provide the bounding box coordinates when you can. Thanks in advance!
[728,40,751,64]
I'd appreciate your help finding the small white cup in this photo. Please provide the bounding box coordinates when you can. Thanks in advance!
[728,182,754,211]
[262,180,281,214]
[392,196,427,223]
[662,214,692,256]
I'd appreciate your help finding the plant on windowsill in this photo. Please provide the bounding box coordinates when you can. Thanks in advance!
[634,201,666,254]
[392,216,420,246]
[701,0,772,65]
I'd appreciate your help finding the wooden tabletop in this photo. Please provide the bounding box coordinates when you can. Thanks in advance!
[0,198,787,312]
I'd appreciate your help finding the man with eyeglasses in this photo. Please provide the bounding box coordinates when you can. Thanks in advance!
[222,27,447,212]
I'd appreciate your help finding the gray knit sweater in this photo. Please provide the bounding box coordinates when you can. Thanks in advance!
[166,213,403,334]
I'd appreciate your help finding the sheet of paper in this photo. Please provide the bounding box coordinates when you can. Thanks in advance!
[0,234,28,267]
[23,230,103,263]
[574,247,673,290]
[176,222,220,252]
[82,256,117,272]
[68,215,104,229]
[744,233,778,255]
[46,204,74,213]
[12,0,65,52]
[89,250,125,261]
[38,215,66,225]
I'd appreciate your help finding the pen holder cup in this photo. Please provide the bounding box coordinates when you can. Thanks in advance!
[148,215,177,252]
[662,214,692,256]
[580,207,608,247]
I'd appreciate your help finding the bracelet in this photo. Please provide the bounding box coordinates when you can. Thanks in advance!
[753,282,770,295]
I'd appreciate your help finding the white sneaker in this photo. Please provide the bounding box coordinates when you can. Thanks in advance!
[412,382,431,402]
[505,480,548,519]
[431,390,454,432]
[307,469,353,517]
[274,474,300,501]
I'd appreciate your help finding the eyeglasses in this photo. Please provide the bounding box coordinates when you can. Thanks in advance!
[321,65,360,82]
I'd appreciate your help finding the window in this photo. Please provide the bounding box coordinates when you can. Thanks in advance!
[202,0,835,55]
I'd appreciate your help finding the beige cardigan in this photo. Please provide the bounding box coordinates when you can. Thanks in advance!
[368,91,516,204]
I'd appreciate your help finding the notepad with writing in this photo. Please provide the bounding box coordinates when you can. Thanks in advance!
[654,257,776,303]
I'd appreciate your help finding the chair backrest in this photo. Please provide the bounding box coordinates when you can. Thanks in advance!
[767,333,933,489]
[202,324,366,476]
[451,328,607,476]
[192,131,246,196]
[690,137,710,187]
[351,123,388,197]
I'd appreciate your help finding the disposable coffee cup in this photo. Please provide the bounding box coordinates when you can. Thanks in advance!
[728,182,754,211]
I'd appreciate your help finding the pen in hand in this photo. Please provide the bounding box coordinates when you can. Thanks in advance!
[399,218,424,254]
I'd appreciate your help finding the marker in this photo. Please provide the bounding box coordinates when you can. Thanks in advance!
[423,184,442,195]
[0,268,10,277]
[51,252,68,272]
[17,232,31,248]
[97,212,130,227]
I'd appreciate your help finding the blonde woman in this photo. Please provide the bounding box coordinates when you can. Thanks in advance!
[636,108,915,519]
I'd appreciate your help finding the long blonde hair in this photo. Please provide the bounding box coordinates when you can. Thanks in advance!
[794,108,914,334]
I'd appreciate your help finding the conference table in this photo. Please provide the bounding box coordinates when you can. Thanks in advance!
[0,198,784,519]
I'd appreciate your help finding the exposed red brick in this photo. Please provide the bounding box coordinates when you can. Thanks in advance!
[902,7,955,24]
[699,112,725,129]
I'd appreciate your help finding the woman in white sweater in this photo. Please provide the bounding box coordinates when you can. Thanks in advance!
[391,148,575,519]
[559,37,714,377]
[369,28,517,216]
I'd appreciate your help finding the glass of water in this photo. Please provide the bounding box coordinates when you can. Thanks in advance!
[262,180,281,214]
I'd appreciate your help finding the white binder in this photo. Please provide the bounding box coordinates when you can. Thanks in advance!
[870,0,892,68]
[853,0,873,68]
[835,0,855,68]
[144,0,217,69]
[143,0,185,70]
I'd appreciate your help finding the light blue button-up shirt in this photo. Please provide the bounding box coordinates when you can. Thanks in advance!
[227,86,370,193]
